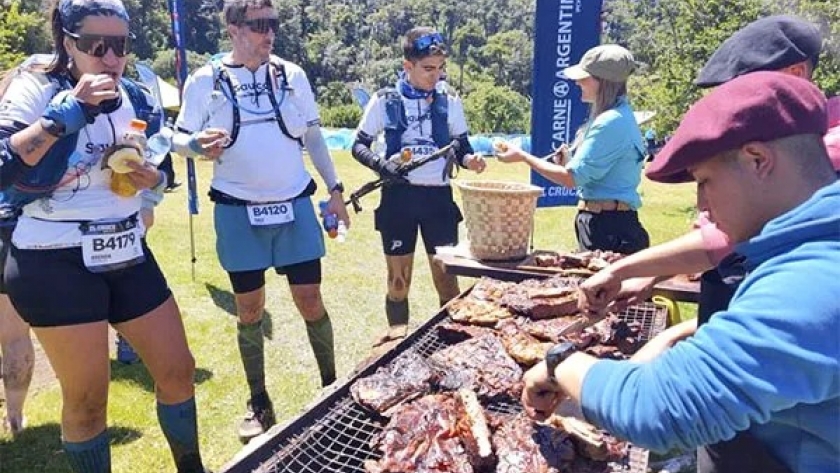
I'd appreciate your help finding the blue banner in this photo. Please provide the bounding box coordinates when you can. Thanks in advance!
[530,0,603,207]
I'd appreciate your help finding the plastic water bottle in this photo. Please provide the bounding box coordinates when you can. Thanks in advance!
[336,220,347,243]
[318,200,338,238]
[146,118,174,166]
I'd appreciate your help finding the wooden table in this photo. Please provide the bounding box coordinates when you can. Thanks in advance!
[433,252,700,303]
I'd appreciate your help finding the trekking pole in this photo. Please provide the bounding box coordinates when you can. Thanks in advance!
[186,156,198,281]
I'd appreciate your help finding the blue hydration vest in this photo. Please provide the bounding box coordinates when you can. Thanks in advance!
[380,87,451,159]
[0,72,159,212]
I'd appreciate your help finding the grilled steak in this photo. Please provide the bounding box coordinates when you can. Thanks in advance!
[428,335,523,399]
[500,276,581,319]
[351,352,434,413]
[496,320,553,367]
[365,391,493,473]
[521,315,586,343]
[469,277,517,302]
[448,298,514,326]
[436,322,497,343]
[533,250,624,271]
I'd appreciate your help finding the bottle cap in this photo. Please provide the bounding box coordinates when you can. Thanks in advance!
[129,119,148,131]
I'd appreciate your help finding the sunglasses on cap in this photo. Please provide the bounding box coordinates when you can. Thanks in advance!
[413,33,445,52]
[241,18,280,34]
[64,30,133,58]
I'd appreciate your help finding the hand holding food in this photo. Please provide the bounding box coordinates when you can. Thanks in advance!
[494,141,526,163]
[464,154,487,173]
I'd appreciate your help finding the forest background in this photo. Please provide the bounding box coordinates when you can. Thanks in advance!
[1,0,838,136]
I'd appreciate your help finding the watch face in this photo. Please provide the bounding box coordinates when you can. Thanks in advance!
[546,341,576,374]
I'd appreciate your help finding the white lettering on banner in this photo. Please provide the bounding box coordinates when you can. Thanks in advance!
[541,186,579,198]
[552,0,577,147]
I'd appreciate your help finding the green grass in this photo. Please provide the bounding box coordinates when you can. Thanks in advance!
[0,151,697,472]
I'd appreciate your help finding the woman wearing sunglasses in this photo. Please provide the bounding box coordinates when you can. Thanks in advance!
[0,0,208,472]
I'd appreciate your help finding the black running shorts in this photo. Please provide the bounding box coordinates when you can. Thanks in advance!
[374,184,462,256]
[4,240,172,327]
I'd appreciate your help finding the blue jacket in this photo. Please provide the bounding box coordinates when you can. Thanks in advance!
[566,96,646,209]
[581,180,840,472]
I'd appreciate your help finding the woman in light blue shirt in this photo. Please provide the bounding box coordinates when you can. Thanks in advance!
[497,44,649,254]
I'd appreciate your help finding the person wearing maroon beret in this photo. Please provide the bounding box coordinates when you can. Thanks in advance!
[524,71,840,473]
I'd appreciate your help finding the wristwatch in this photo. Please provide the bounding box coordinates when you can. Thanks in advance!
[40,117,65,138]
[329,181,345,194]
[545,342,577,384]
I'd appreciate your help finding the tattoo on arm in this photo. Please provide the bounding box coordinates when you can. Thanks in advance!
[22,135,47,155]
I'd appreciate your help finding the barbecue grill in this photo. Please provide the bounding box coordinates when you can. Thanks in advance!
[221,299,667,473]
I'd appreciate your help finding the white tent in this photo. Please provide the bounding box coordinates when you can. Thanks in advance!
[157,77,181,110]
[634,110,657,125]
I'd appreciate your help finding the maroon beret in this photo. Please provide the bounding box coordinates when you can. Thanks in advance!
[646,71,827,183]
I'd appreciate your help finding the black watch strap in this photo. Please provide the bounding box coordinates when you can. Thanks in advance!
[329,181,344,194]
[545,341,577,383]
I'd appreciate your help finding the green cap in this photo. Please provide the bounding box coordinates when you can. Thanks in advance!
[563,44,636,83]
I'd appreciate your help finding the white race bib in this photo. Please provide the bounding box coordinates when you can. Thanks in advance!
[246,202,295,226]
[80,216,145,272]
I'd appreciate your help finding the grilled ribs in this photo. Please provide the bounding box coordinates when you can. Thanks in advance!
[562,315,644,359]
[351,352,434,413]
[365,391,493,473]
[428,335,523,399]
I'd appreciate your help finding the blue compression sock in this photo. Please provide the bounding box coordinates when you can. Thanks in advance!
[157,397,205,473]
[63,429,111,473]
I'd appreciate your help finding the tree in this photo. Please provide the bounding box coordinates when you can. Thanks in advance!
[463,82,530,133]
[0,1,48,71]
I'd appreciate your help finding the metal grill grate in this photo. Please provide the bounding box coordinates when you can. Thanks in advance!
[224,301,666,473]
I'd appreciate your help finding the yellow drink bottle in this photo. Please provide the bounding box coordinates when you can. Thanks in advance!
[110,119,147,197]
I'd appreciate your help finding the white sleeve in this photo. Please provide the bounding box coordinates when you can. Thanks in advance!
[355,93,385,138]
[0,71,52,127]
[304,124,338,190]
[285,63,320,126]
[175,67,214,134]
[447,94,469,136]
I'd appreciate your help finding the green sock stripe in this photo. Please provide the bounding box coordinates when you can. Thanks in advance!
[385,298,409,326]
[305,313,335,387]
[237,321,265,398]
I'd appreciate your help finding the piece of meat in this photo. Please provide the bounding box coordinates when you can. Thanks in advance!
[500,276,582,319]
[448,298,515,326]
[492,413,576,473]
[351,352,434,413]
[365,392,493,473]
[436,322,497,343]
[428,335,523,399]
[520,315,586,342]
[496,320,553,367]
[469,277,516,302]
[547,415,630,463]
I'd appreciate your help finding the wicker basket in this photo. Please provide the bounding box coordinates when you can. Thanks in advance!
[455,180,543,261]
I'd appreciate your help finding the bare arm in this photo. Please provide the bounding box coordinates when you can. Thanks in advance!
[496,144,576,188]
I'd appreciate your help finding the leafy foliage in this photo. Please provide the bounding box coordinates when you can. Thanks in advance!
[463,82,530,133]
[2,0,838,135]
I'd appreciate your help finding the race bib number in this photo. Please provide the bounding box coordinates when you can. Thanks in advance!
[80,216,145,272]
[246,202,295,226]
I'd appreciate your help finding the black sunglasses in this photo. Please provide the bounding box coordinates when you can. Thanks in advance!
[64,30,133,58]
[241,18,280,35]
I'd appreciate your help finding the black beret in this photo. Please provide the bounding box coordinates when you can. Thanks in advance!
[695,15,822,88]
[647,72,827,184]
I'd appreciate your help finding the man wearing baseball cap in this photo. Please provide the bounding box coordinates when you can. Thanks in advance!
[523,71,840,473]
